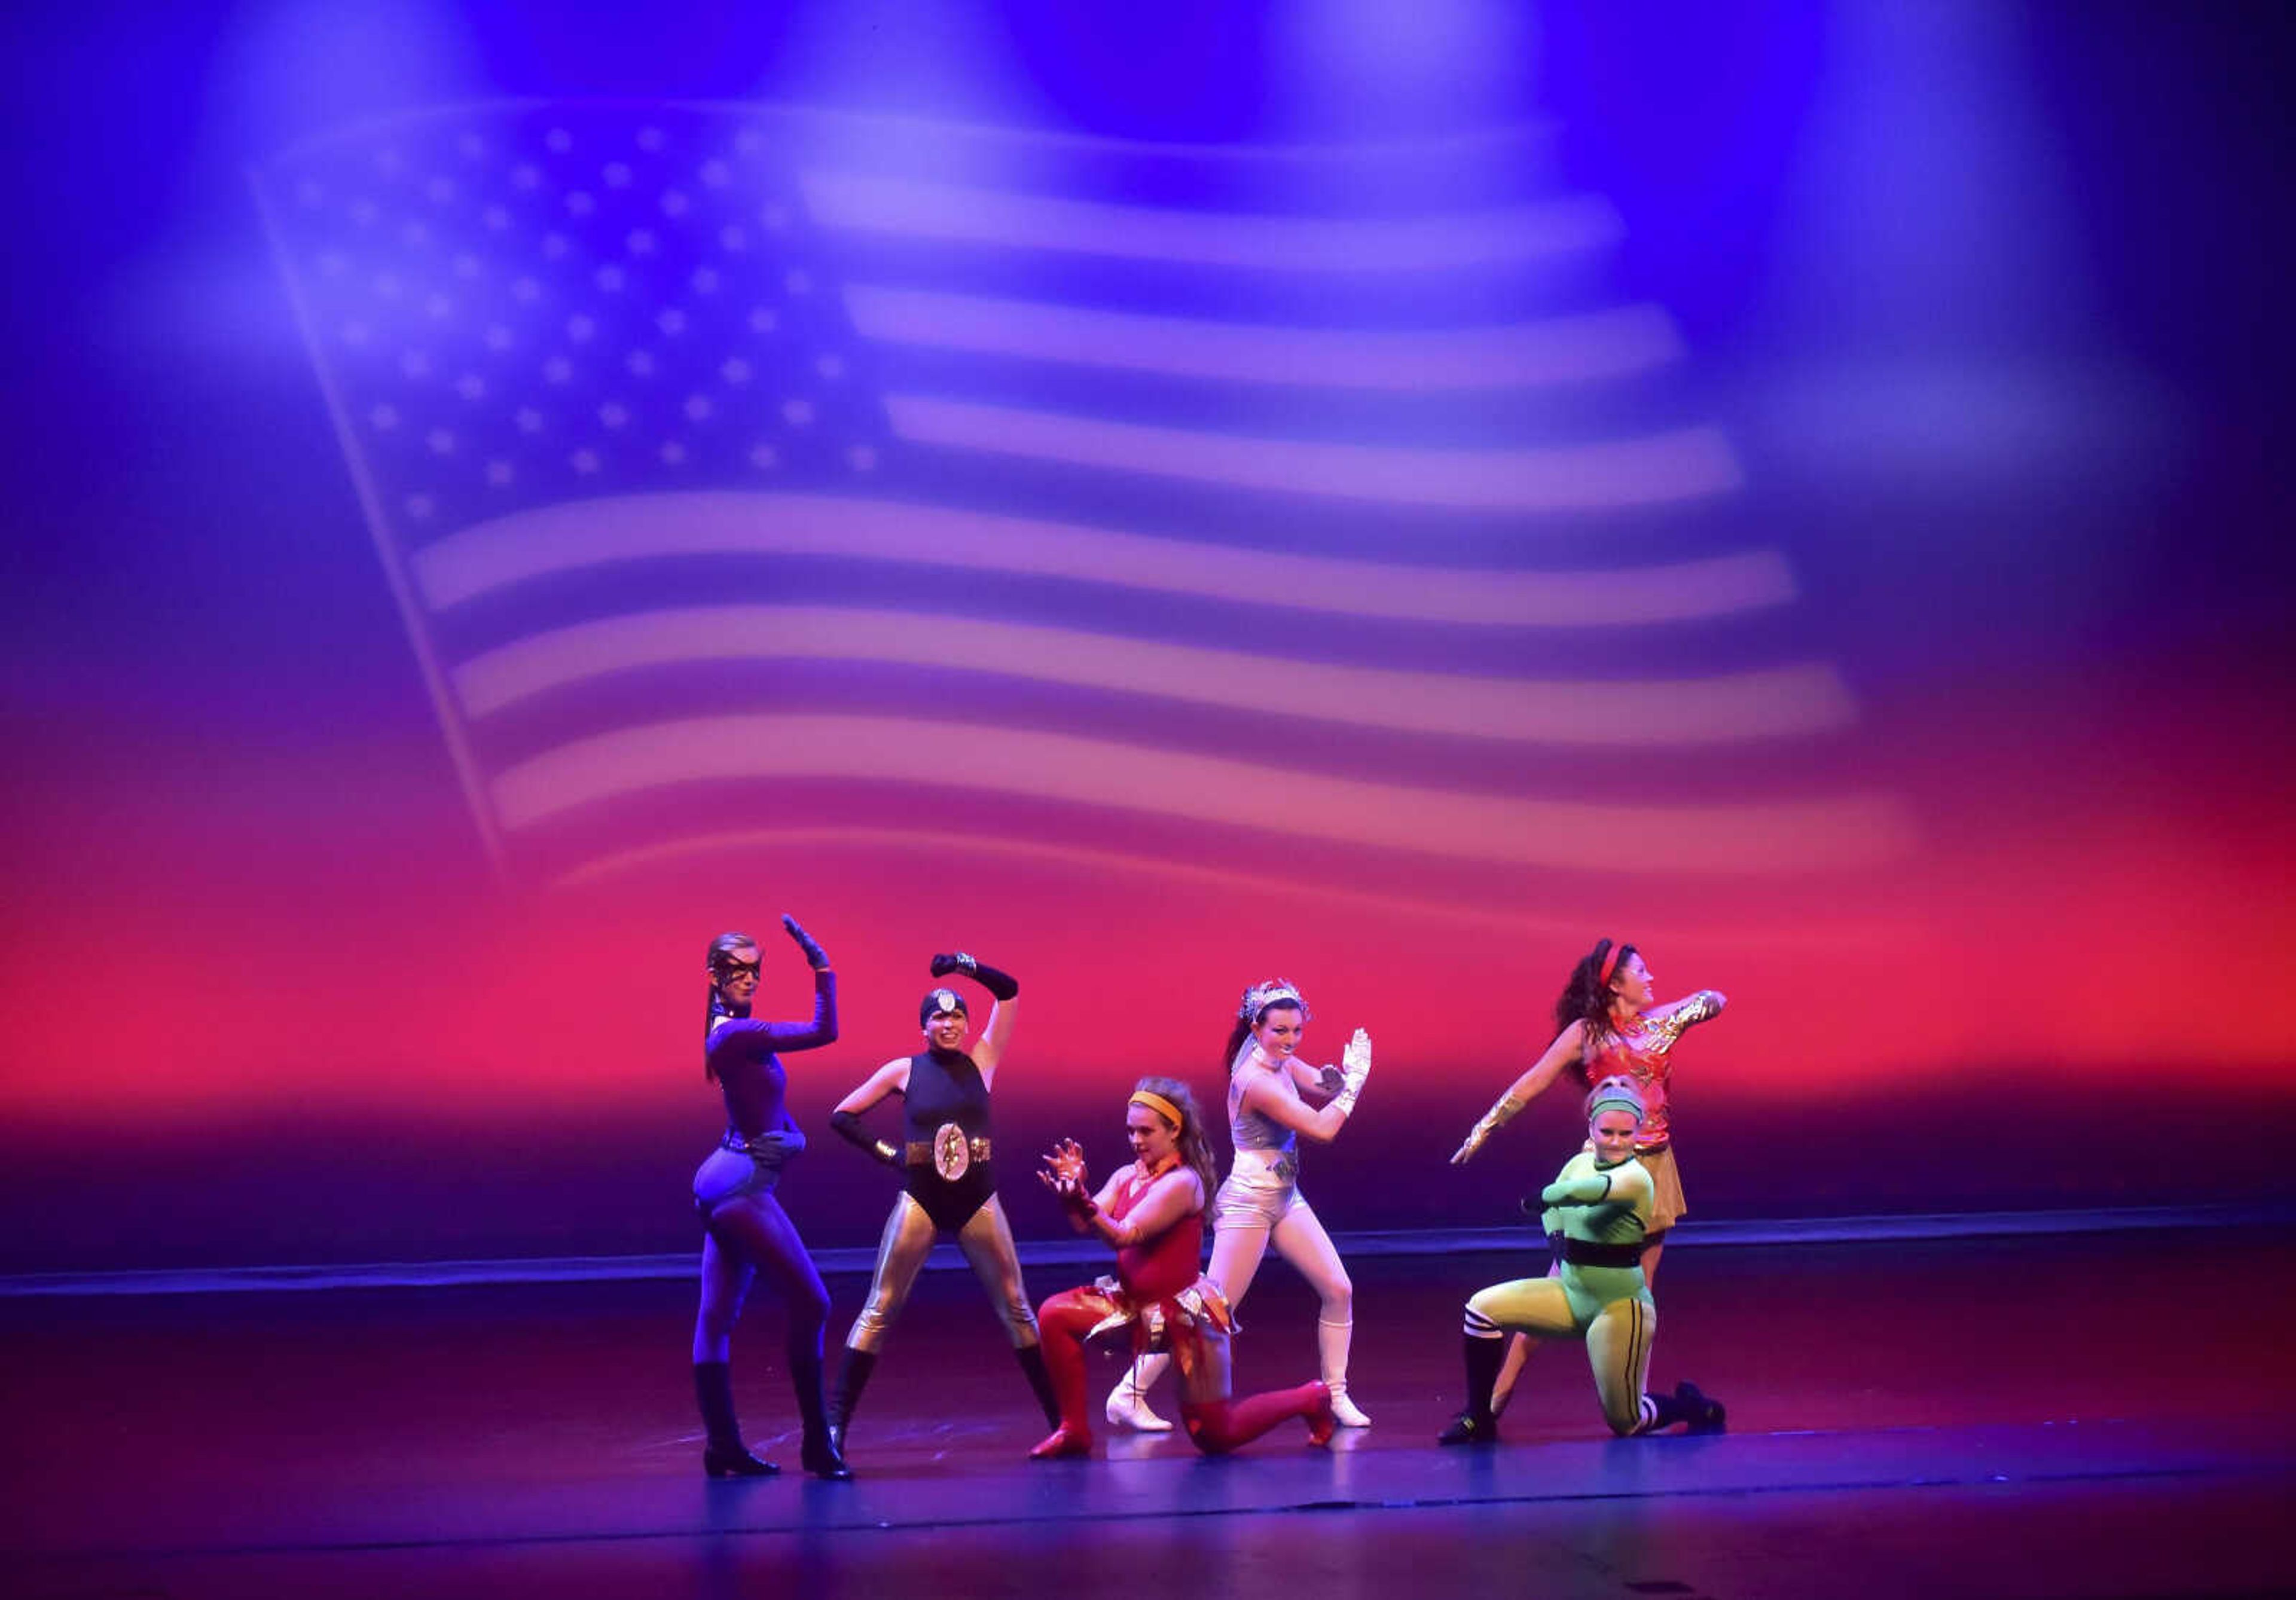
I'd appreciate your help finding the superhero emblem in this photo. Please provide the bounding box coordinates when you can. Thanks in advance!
[933,1122,971,1181]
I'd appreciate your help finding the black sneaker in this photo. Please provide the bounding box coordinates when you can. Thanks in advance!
[1436,1411,1498,1446]
[1674,1381,1726,1434]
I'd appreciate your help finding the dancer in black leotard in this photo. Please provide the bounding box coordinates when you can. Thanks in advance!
[824,952,1060,1454]
[691,917,852,1480]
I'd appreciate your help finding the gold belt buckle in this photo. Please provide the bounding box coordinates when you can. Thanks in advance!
[932,1122,971,1181]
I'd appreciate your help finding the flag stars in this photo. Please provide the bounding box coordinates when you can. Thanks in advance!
[452,253,482,279]
[426,426,456,456]
[486,459,515,487]
[483,205,511,231]
[747,307,777,334]
[625,349,657,377]
[515,407,544,433]
[543,356,573,384]
[566,191,596,217]
[700,160,731,188]
[761,204,790,231]
[660,190,690,218]
[847,444,879,473]
[511,276,541,303]
[541,234,570,259]
[455,372,486,401]
[719,225,748,254]
[626,228,657,256]
[594,264,626,292]
[512,164,542,190]
[720,357,753,384]
[350,200,379,226]
[659,440,688,466]
[655,308,688,337]
[295,179,325,207]
[599,401,631,429]
[567,314,596,343]
[815,354,845,380]
[485,325,514,351]
[400,350,432,378]
[425,176,456,204]
[404,493,434,520]
[545,129,573,154]
[683,394,714,422]
[399,220,430,248]
[748,442,778,470]
[571,447,602,475]
[458,133,487,160]
[375,148,404,176]
[374,272,403,299]
[602,161,633,189]
[369,402,399,431]
[341,320,371,347]
[784,268,813,295]
[691,267,720,294]
[736,130,765,156]
[317,251,348,276]
[636,127,667,154]
[425,292,453,319]
[781,398,815,426]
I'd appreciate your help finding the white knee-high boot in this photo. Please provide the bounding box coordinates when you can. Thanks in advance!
[1319,1317,1370,1427]
[1104,1351,1173,1431]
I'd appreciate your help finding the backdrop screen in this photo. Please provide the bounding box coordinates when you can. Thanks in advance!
[4,1,2290,1270]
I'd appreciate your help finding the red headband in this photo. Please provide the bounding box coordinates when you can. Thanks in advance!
[1597,942,1627,986]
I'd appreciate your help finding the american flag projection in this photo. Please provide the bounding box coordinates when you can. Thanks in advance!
[252,103,1912,899]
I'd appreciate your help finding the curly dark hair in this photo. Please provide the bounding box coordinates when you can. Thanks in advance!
[1133,1076,1219,1211]
[1554,939,1637,1087]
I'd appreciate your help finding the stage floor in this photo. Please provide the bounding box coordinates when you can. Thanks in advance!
[5,1232,2293,1599]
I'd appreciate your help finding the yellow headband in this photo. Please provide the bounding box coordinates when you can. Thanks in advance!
[1128,1089,1183,1129]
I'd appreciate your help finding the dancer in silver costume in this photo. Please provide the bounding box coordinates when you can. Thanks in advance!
[1104,979,1374,1431]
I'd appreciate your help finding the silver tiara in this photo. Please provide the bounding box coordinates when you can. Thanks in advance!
[1238,979,1311,1022]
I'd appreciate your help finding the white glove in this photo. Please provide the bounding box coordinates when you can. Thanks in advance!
[1334,1028,1372,1114]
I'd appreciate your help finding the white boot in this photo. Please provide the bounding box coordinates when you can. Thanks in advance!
[1104,1352,1174,1431]
[1319,1317,1370,1427]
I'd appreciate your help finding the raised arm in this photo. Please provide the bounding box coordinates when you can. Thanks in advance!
[1450,1019,1587,1165]
[1648,989,1726,1031]
[828,1057,909,1167]
[930,951,1020,1075]
[1239,1030,1371,1147]
[753,914,839,1051]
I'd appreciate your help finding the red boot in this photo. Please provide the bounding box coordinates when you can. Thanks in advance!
[1029,1422,1094,1459]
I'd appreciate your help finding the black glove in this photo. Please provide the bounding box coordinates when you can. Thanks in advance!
[830,1110,900,1168]
[930,952,1018,1001]
[1317,1065,1345,1097]
[783,914,829,971]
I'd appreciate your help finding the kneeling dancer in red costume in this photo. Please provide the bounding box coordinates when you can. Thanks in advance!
[1030,1078,1336,1458]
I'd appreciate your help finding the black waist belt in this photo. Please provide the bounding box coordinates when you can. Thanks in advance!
[1547,1232,1642,1269]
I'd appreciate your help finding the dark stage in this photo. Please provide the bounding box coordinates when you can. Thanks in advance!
[7,1229,2293,1599]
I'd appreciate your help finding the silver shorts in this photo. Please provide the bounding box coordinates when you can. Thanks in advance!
[1210,1169,1306,1233]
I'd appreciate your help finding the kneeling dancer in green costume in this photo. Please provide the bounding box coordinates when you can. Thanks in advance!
[1439,1075,1725,1443]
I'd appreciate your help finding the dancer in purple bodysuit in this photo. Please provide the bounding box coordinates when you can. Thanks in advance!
[690,915,853,1480]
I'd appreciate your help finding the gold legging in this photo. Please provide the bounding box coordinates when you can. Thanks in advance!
[844,1190,1039,1354]
[1465,1274,1657,1437]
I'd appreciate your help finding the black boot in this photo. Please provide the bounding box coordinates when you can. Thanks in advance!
[1436,1333,1506,1446]
[1015,1341,1061,1428]
[828,1345,877,1458]
[694,1361,780,1477]
[792,1339,854,1481]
